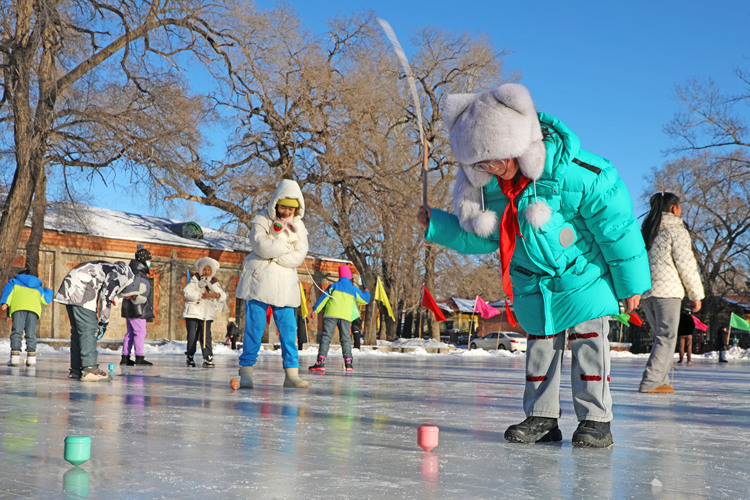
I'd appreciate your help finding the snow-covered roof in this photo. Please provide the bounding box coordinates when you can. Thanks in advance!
[452,298,476,313]
[42,203,252,252]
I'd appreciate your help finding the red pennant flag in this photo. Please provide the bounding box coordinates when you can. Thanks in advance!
[692,315,708,332]
[266,305,273,325]
[421,286,446,321]
[628,312,643,327]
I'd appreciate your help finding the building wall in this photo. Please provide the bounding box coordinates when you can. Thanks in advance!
[1,229,353,344]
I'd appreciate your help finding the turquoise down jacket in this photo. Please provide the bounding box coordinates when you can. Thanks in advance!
[426,113,651,335]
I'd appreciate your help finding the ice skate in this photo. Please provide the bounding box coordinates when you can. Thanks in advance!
[26,352,36,366]
[344,357,354,371]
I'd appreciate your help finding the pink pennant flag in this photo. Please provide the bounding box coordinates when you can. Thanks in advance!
[692,315,708,332]
[475,296,502,319]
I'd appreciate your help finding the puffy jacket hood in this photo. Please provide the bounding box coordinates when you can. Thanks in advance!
[194,257,219,280]
[268,179,305,220]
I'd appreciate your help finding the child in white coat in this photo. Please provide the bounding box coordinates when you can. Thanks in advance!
[235,179,309,388]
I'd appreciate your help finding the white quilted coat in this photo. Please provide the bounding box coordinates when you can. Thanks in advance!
[642,212,704,301]
[235,180,308,307]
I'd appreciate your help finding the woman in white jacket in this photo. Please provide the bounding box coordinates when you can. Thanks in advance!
[638,192,704,393]
[183,257,227,367]
[235,179,309,389]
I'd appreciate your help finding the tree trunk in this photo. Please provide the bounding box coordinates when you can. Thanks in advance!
[23,170,47,277]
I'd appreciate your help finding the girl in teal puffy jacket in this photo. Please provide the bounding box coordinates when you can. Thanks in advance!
[417,83,650,448]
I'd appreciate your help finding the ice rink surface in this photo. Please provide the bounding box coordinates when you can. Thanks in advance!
[1,345,749,499]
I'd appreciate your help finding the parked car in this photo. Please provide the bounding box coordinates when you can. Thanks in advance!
[470,331,527,352]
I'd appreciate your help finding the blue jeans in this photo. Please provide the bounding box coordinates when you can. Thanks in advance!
[10,310,38,352]
[66,305,99,371]
[239,300,299,369]
[318,317,353,359]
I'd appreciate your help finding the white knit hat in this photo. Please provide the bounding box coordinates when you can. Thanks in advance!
[443,83,550,235]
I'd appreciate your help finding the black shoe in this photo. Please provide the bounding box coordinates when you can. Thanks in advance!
[719,359,728,363]
[134,355,153,366]
[572,420,613,448]
[120,355,135,366]
[504,416,562,444]
[203,356,215,368]
[186,355,196,367]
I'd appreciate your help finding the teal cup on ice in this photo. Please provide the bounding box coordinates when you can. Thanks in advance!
[64,435,91,466]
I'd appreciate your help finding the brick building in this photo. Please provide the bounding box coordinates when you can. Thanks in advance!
[1,203,354,344]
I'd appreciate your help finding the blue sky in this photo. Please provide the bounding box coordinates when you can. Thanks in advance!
[91,0,749,222]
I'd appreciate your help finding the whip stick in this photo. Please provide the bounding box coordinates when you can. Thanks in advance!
[377,18,428,206]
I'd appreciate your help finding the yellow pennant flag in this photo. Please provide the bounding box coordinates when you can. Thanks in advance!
[374,277,395,321]
[299,283,309,318]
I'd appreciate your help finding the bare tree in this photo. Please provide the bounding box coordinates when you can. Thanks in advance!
[644,151,750,330]
[665,68,750,166]
[0,0,234,286]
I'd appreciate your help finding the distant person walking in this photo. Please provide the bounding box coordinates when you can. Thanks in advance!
[1,264,53,367]
[676,308,694,365]
[638,193,704,393]
[716,326,729,363]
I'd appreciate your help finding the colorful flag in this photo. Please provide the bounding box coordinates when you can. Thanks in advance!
[628,312,643,327]
[475,296,501,319]
[610,312,630,326]
[374,277,395,321]
[692,315,708,332]
[299,283,309,318]
[266,305,273,325]
[730,312,750,332]
[421,286,446,321]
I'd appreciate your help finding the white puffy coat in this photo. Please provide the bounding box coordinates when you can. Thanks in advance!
[235,179,308,307]
[182,257,227,321]
[642,212,705,301]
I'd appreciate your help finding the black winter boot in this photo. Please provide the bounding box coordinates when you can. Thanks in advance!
[308,355,326,371]
[504,416,563,444]
[572,420,613,448]
[120,355,135,366]
[134,355,153,366]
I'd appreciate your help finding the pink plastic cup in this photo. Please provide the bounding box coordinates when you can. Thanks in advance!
[417,425,439,452]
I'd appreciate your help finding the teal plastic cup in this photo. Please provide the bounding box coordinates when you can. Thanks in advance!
[64,436,91,466]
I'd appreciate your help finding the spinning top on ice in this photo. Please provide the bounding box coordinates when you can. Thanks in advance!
[64,435,92,466]
[230,378,240,390]
[417,426,439,452]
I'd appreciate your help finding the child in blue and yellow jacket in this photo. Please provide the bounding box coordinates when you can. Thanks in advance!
[308,265,370,372]
[1,265,54,366]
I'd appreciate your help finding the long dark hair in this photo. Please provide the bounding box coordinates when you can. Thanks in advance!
[641,192,680,251]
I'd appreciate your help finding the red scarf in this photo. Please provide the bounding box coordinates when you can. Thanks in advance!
[498,174,531,326]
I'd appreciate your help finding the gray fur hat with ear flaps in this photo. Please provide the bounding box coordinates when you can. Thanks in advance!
[443,83,550,236]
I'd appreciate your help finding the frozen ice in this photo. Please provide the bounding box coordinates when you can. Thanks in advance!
[1,338,749,498]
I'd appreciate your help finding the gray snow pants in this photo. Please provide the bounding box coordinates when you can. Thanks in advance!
[524,316,612,422]
[639,297,681,392]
